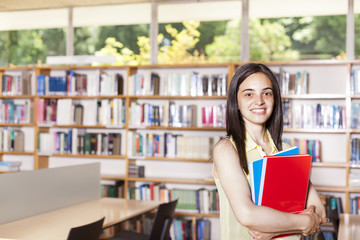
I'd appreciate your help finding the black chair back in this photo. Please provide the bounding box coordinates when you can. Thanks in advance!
[67,217,105,240]
[149,199,178,240]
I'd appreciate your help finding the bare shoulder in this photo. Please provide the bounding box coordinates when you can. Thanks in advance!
[213,138,238,162]
[214,138,235,153]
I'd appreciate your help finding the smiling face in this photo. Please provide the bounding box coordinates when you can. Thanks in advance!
[237,72,274,128]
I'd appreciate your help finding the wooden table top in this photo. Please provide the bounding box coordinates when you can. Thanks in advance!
[0,198,160,240]
[338,213,360,240]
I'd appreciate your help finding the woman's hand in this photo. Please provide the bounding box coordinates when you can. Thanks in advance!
[248,229,275,240]
[300,205,327,236]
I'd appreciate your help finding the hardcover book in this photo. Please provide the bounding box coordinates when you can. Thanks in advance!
[249,146,300,205]
[258,154,312,213]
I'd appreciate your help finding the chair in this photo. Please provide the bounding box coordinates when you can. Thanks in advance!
[67,217,105,240]
[108,199,178,240]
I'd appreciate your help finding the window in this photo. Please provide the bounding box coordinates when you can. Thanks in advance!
[0,9,67,66]
[354,0,360,59]
[249,0,347,61]
[158,1,241,64]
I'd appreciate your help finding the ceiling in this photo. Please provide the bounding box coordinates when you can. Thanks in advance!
[0,0,197,12]
[0,0,353,31]
[0,0,352,15]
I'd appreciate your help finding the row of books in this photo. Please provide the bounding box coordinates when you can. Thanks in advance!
[37,71,124,96]
[0,161,22,172]
[137,215,210,240]
[283,138,321,162]
[127,183,218,214]
[128,71,227,97]
[351,102,360,129]
[170,218,211,240]
[349,170,360,188]
[128,165,145,177]
[0,99,33,124]
[99,72,124,96]
[0,128,25,152]
[276,69,309,95]
[38,130,122,155]
[127,132,219,159]
[349,196,360,215]
[318,194,342,238]
[37,98,125,126]
[130,101,225,128]
[282,100,346,129]
[351,68,360,95]
[202,105,226,127]
[130,102,162,127]
[100,181,124,198]
[1,72,32,96]
[128,72,160,96]
[351,138,360,164]
[130,102,197,128]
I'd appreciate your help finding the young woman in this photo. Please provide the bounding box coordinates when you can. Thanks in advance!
[213,63,327,240]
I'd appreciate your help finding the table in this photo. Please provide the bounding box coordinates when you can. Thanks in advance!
[0,198,160,240]
[338,213,360,240]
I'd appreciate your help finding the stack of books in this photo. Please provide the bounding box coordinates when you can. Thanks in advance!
[249,147,312,238]
[249,146,312,212]
[0,161,21,172]
[128,165,145,178]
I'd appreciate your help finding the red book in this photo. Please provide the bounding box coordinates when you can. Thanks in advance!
[202,107,206,126]
[36,99,44,123]
[258,154,312,238]
[258,154,312,213]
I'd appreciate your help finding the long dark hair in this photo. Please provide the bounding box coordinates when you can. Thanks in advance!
[226,63,283,175]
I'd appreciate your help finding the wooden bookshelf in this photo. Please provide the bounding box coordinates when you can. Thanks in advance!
[51,153,126,159]
[127,177,215,185]
[0,95,35,99]
[0,151,35,155]
[284,128,349,134]
[129,95,227,99]
[0,123,36,127]
[0,67,37,174]
[39,95,126,99]
[128,126,225,131]
[128,156,212,163]
[282,93,347,100]
[4,60,360,240]
[312,162,348,168]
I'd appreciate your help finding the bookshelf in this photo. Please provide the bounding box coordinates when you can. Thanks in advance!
[0,66,36,171]
[3,60,360,238]
[263,60,354,216]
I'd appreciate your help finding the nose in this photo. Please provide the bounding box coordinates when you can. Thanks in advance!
[255,94,264,105]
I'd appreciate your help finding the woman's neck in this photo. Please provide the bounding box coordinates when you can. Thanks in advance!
[245,123,268,147]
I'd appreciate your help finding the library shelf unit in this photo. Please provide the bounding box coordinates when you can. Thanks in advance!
[260,60,360,215]
[0,66,36,169]
[4,60,360,238]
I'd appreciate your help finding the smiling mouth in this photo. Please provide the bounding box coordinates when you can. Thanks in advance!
[251,109,266,113]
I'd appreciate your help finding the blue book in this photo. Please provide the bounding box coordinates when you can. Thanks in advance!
[249,146,300,205]
[37,75,46,95]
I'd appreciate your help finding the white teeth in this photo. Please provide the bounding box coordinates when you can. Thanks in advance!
[252,109,265,113]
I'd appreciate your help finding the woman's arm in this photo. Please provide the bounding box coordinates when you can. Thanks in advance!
[213,139,325,235]
[306,182,326,218]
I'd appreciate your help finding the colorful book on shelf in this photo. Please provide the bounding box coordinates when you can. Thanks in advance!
[258,154,312,213]
[249,146,300,205]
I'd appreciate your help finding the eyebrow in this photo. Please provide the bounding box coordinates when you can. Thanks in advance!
[241,87,273,93]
